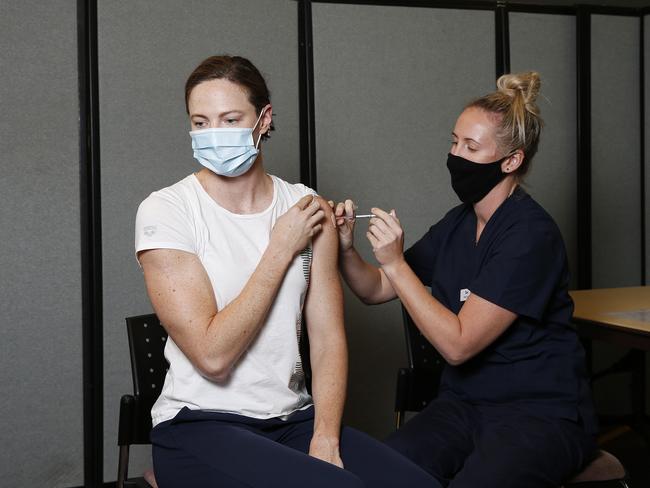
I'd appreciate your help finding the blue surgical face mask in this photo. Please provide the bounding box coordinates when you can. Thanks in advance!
[189,108,266,177]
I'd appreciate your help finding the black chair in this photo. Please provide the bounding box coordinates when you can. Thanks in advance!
[394,304,630,487]
[394,304,445,428]
[117,314,168,488]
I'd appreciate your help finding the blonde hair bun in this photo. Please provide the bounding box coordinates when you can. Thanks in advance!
[466,71,544,178]
[496,71,541,115]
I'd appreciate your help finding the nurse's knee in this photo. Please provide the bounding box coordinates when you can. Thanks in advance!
[384,429,419,461]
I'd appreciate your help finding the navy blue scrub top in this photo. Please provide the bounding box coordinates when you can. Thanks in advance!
[404,187,597,435]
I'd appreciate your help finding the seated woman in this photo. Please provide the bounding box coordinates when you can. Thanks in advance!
[135,55,440,488]
[332,71,598,488]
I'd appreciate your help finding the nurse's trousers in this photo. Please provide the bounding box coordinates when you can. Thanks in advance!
[151,406,442,488]
[385,393,597,488]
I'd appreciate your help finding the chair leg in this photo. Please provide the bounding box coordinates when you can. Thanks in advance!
[117,444,130,488]
[395,411,403,429]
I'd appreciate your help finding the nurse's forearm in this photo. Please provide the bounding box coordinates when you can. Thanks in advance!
[381,258,465,364]
[339,247,397,304]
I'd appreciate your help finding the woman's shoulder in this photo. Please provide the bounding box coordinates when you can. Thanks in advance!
[137,174,198,216]
[269,174,317,204]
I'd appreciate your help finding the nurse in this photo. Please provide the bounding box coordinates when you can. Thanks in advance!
[332,71,598,487]
[135,55,441,488]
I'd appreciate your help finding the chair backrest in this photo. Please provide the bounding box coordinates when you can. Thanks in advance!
[125,313,169,443]
[402,305,445,373]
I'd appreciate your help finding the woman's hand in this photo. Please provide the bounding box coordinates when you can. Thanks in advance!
[329,199,356,252]
[366,207,405,269]
[309,434,344,469]
[270,195,324,258]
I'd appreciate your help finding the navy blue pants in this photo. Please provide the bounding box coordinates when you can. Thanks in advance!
[151,406,442,488]
[385,394,597,488]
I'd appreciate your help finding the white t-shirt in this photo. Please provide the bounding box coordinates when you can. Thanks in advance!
[135,173,316,426]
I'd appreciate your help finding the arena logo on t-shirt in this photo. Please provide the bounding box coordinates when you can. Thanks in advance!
[460,288,471,302]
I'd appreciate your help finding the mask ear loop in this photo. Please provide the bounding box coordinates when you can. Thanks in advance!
[253,106,269,150]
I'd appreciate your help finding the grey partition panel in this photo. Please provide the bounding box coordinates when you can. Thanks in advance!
[98,0,300,480]
[591,15,642,288]
[313,4,495,437]
[0,1,82,486]
[510,14,578,289]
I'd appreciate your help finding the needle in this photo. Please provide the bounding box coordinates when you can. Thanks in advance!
[342,214,375,220]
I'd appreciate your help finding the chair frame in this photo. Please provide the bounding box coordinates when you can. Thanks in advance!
[117,314,168,488]
[394,305,445,428]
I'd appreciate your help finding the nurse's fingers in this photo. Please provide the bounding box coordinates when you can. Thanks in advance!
[366,231,380,249]
[371,208,403,236]
[371,207,390,221]
[369,218,394,239]
[371,207,402,233]
[367,222,391,245]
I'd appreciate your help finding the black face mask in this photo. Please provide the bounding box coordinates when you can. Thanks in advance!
[446,153,509,204]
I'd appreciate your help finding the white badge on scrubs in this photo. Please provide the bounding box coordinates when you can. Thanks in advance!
[460,288,471,302]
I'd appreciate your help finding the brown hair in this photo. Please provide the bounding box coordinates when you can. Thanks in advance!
[185,55,274,140]
[467,71,543,178]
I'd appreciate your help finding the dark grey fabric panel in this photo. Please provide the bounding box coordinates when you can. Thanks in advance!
[510,14,578,289]
[313,4,495,438]
[98,0,300,479]
[591,15,641,288]
[0,1,82,486]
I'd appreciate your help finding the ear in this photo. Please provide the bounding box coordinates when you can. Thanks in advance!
[260,103,273,135]
[501,149,524,174]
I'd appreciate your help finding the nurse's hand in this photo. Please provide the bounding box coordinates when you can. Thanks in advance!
[366,207,405,268]
[329,199,356,252]
[270,195,325,258]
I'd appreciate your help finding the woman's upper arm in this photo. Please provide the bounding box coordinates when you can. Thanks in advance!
[139,248,217,366]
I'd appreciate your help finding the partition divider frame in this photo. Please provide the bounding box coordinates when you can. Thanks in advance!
[77,0,104,486]
[304,0,494,10]
[298,0,318,189]
[642,14,647,286]
[496,2,511,77]
[301,0,645,15]
[576,6,592,290]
